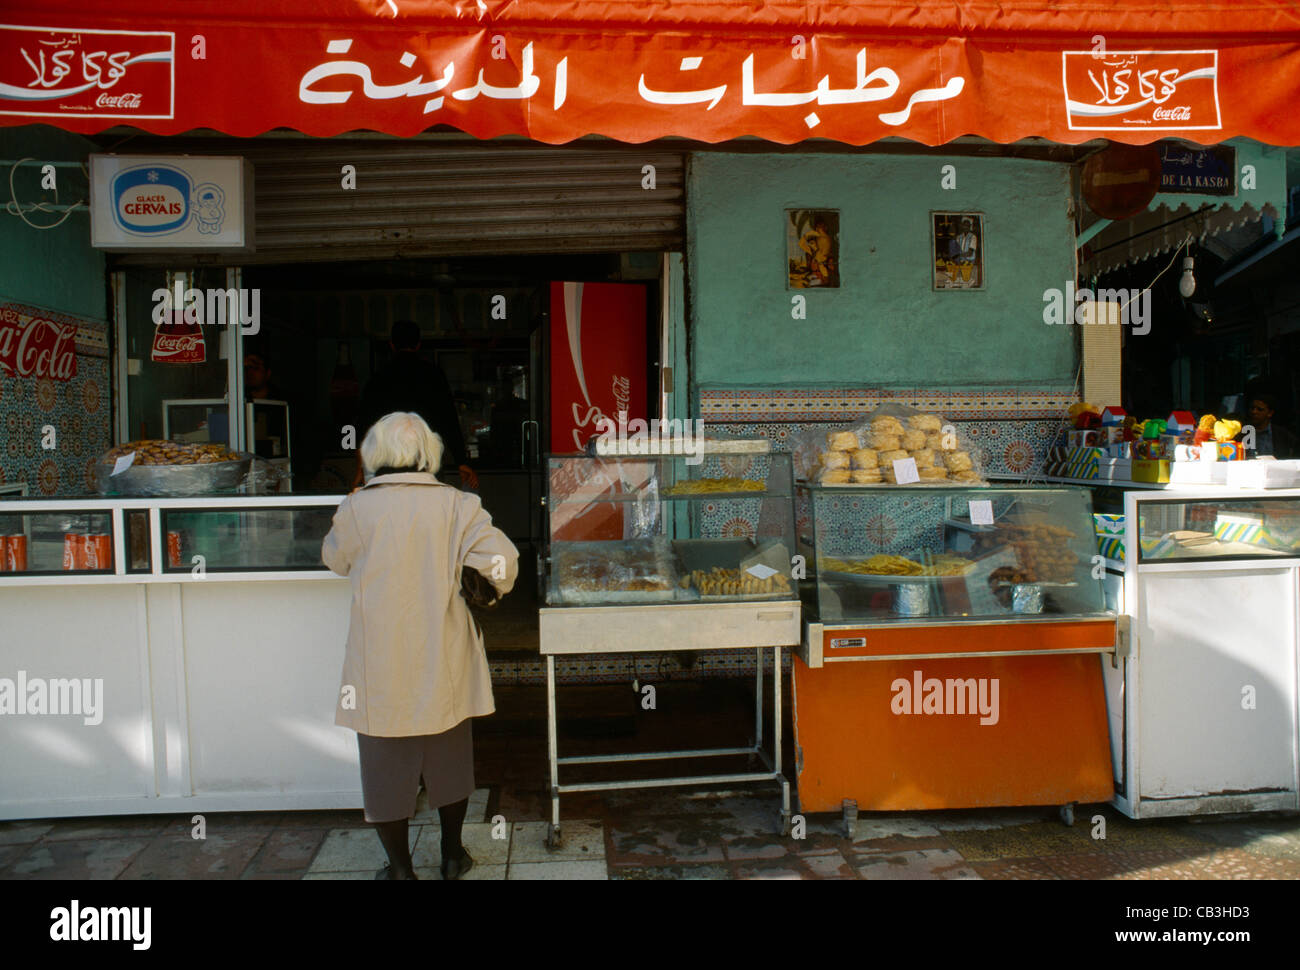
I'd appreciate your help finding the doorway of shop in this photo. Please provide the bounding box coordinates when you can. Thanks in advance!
[236,254,663,659]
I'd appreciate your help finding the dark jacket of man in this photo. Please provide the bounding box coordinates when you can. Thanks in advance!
[358,351,468,469]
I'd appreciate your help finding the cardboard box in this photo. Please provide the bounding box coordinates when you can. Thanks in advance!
[1067,429,1101,448]
[1063,446,1102,479]
[1217,441,1245,461]
[1095,535,1125,561]
[1214,512,1266,545]
[1132,459,1171,483]
[1225,459,1300,489]
[1093,513,1125,535]
[1169,461,1216,485]
[1100,458,1132,481]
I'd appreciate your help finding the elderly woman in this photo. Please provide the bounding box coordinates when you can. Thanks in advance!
[322,411,518,880]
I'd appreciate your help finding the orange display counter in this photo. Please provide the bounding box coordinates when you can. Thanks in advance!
[794,618,1118,820]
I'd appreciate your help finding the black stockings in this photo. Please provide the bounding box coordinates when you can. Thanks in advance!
[373,793,469,878]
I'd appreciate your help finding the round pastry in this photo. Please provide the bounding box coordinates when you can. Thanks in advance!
[910,448,936,469]
[869,416,905,436]
[908,414,943,433]
[951,470,982,483]
[866,432,902,451]
[942,450,973,472]
[851,468,883,484]
[826,430,859,451]
[822,450,850,470]
[919,466,949,481]
[879,449,910,466]
[818,468,851,484]
[850,448,879,469]
[926,432,958,452]
[900,430,927,450]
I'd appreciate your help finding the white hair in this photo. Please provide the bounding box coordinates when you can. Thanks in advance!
[360,412,445,475]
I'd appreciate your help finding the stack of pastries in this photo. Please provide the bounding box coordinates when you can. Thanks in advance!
[815,412,980,485]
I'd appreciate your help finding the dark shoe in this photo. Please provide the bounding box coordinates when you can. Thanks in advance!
[440,849,474,880]
[376,863,417,880]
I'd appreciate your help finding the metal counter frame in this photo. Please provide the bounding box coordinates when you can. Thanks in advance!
[539,600,801,848]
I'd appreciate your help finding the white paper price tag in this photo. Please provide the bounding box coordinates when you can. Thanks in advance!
[111,452,136,477]
[969,500,994,525]
[745,563,779,580]
[892,458,919,485]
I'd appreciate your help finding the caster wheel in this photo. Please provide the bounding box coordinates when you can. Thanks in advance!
[545,823,564,850]
[1060,803,1076,827]
[842,798,859,840]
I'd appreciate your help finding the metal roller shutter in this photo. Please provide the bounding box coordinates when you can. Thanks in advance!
[100,135,684,265]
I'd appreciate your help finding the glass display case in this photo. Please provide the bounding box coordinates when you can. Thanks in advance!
[1135,495,1300,563]
[0,496,342,580]
[797,484,1109,622]
[544,452,797,607]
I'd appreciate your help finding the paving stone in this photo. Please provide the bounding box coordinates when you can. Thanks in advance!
[971,858,1061,880]
[1178,847,1300,880]
[0,821,54,845]
[117,832,267,880]
[852,816,942,842]
[509,820,603,862]
[308,827,420,873]
[929,808,1056,831]
[608,863,732,880]
[411,822,509,868]
[606,816,728,865]
[941,821,1102,862]
[467,787,491,823]
[41,815,173,842]
[1182,820,1300,862]
[1041,850,1192,880]
[853,848,982,880]
[8,839,149,880]
[721,833,790,861]
[734,858,808,880]
[508,860,607,880]
[414,863,508,881]
[302,870,380,880]
[800,851,858,879]
[160,813,280,840]
[242,829,326,874]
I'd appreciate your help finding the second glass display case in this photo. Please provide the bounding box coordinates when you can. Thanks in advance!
[544,452,797,606]
[797,484,1109,622]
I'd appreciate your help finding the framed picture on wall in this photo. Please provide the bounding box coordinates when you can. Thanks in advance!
[787,209,840,288]
[932,212,984,290]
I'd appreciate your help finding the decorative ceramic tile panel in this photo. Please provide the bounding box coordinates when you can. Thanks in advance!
[699,385,1079,423]
[1,298,112,496]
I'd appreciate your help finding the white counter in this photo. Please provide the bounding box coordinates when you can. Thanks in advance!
[0,495,358,821]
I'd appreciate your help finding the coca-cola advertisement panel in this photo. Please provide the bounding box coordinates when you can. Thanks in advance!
[0,25,174,120]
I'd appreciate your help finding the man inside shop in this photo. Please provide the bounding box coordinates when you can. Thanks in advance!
[1247,390,1298,459]
[358,320,478,488]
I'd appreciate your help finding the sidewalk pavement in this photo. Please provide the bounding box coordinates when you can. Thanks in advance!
[3,789,1300,880]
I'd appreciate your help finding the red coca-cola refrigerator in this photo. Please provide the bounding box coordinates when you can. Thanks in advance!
[548,281,647,542]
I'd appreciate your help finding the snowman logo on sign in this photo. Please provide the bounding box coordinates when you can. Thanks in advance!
[193,183,225,234]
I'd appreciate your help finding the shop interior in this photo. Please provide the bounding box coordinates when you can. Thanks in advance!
[114,253,663,657]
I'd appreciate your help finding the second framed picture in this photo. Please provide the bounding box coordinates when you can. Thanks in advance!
[932,212,984,290]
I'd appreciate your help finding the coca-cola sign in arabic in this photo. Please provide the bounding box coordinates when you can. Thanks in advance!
[0,25,174,120]
[1063,49,1220,132]
[0,305,77,381]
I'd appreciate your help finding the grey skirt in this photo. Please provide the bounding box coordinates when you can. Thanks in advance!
[355,719,475,823]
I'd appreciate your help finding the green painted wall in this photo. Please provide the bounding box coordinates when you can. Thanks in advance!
[0,126,106,321]
[686,153,1078,389]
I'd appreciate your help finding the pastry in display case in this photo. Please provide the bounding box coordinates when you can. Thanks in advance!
[797,484,1108,622]
[544,450,797,607]
[796,405,985,486]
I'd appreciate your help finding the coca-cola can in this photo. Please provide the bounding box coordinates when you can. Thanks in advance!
[63,533,85,570]
[84,533,112,570]
[4,534,28,572]
[167,530,182,568]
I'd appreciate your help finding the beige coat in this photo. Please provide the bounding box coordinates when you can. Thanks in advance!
[322,472,519,737]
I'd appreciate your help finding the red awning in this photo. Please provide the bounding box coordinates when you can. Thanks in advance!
[3,1,1300,145]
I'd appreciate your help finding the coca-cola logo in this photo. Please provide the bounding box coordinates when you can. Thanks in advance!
[0,315,78,381]
[1062,50,1220,131]
[151,316,205,364]
[0,26,174,120]
[95,91,142,109]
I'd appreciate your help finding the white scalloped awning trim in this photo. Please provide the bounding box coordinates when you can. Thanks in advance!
[1082,201,1281,279]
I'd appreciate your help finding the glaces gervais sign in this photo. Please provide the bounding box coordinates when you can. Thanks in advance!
[90,155,253,249]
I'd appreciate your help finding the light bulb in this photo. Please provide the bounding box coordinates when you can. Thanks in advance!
[1179,256,1196,298]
